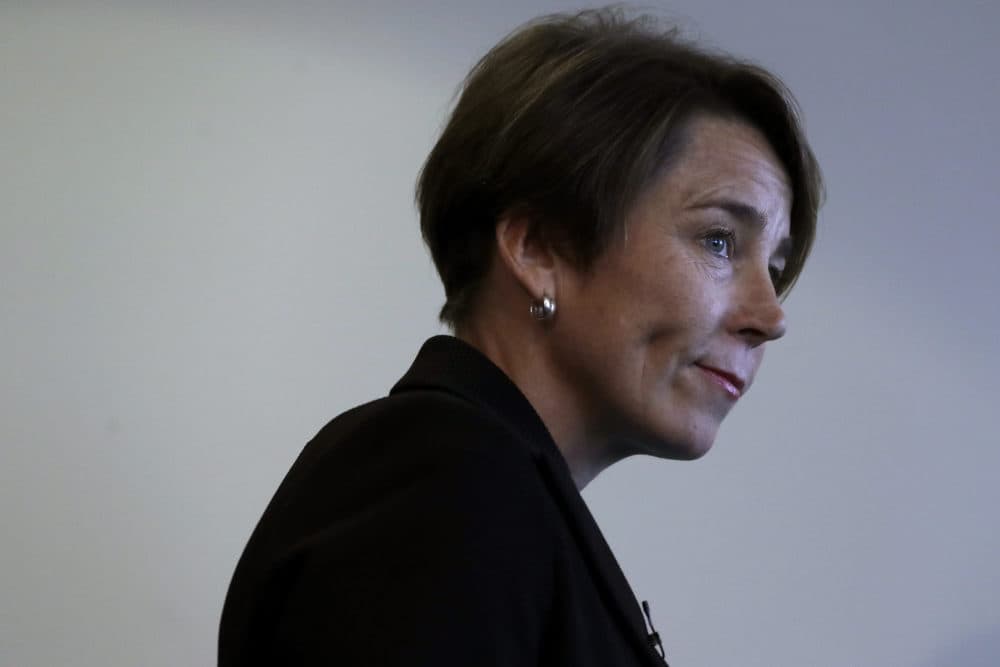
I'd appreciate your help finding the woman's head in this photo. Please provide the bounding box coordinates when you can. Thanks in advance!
[417,8,823,481]
[417,8,822,328]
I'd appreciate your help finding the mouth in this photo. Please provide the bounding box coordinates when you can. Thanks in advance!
[694,364,746,399]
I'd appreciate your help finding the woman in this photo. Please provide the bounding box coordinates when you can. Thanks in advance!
[220,8,822,666]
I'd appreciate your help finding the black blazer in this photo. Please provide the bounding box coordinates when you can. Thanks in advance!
[219,336,670,666]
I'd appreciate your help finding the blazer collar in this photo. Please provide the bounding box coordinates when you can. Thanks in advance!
[392,335,665,664]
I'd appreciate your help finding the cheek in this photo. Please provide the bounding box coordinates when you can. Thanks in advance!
[571,250,724,359]
[644,287,725,347]
[646,256,726,323]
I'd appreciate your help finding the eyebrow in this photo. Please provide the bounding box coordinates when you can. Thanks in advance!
[692,198,792,261]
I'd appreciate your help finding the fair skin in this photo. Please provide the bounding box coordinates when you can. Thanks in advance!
[459,114,792,489]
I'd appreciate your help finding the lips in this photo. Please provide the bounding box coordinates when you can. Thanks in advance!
[694,364,746,399]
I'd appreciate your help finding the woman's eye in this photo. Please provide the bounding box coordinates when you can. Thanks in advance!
[769,265,783,286]
[704,232,733,258]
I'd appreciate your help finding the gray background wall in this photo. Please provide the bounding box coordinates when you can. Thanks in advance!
[2,2,997,665]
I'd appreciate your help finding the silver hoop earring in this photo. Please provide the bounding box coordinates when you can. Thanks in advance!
[529,294,557,321]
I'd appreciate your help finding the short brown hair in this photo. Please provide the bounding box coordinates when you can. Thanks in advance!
[417,7,823,327]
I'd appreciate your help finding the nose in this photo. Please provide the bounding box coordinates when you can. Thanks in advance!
[732,267,787,347]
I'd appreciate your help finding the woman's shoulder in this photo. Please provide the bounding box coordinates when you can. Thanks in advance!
[270,389,552,530]
[315,388,536,469]
[222,391,561,665]
[243,390,559,592]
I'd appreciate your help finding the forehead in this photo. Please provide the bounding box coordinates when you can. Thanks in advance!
[670,115,792,224]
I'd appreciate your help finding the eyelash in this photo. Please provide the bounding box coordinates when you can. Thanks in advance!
[703,227,785,287]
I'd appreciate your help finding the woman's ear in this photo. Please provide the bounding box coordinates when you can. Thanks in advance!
[494,212,558,301]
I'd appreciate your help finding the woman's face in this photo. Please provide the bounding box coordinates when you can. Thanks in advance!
[550,114,792,461]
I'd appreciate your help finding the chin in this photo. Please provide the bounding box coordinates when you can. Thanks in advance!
[660,421,720,460]
[678,429,719,460]
[646,438,713,461]
[625,429,717,461]
[672,441,714,461]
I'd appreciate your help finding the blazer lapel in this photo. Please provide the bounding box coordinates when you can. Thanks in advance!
[531,446,663,662]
